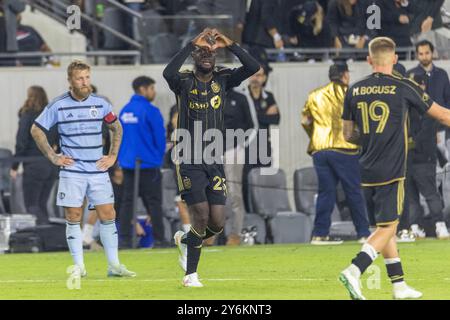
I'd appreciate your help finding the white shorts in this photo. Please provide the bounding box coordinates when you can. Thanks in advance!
[57,174,114,208]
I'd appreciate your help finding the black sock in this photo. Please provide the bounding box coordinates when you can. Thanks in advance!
[203,226,223,240]
[386,261,404,283]
[351,252,373,275]
[185,229,204,275]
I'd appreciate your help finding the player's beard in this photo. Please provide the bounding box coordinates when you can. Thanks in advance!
[73,86,92,99]
[196,62,214,75]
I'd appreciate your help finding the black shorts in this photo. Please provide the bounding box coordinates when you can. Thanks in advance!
[175,163,227,206]
[363,180,405,227]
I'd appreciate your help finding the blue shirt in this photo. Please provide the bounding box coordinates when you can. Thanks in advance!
[34,92,115,177]
[118,94,166,169]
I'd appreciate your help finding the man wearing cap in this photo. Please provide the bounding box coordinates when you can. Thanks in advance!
[302,62,370,245]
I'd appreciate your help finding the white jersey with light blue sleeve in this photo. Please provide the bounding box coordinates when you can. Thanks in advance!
[34,92,117,178]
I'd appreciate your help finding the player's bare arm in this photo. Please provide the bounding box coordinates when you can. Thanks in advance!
[97,120,122,171]
[426,102,450,127]
[343,120,361,145]
[30,123,74,167]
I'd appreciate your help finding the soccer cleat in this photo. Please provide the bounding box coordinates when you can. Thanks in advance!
[396,229,416,243]
[339,269,366,300]
[174,231,187,272]
[357,237,368,244]
[107,264,136,277]
[435,222,450,240]
[410,224,426,239]
[393,284,423,299]
[182,272,203,287]
[311,236,343,245]
[71,265,87,279]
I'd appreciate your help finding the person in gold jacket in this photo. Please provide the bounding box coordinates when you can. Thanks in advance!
[301,62,370,245]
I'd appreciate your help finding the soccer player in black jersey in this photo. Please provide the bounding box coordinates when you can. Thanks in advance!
[163,28,259,287]
[339,37,450,300]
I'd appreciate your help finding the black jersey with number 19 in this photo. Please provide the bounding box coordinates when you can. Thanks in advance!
[342,72,433,186]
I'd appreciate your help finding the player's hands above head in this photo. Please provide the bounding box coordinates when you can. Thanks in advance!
[96,155,116,171]
[192,28,216,50]
[52,154,74,167]
[211,29,234,49]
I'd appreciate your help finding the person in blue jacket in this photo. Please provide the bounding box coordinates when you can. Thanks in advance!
[118,76,167,248]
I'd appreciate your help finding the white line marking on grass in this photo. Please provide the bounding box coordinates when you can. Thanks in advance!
[0,277,439,284]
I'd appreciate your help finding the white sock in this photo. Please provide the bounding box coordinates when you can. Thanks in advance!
[82,224,94,244]
[182,224,191,233]
[66,221,84,268]
[100,220,120,267]
[361,243,378,261]
[384,257,401,265]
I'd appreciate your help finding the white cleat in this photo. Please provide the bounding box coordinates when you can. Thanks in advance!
[393,284,423,299]
[396,229,416,243]
[339,269,366,300]
[107,264,136,277]
[410,224,426,239]
[435,222,450,240]
[182,272,203,287]
[174,231,187,272]
[70,265,87,279]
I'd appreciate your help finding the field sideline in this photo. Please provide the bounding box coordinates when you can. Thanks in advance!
[0,240,449,300]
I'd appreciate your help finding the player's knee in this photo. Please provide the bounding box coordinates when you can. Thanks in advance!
[193,214,209,229]
[98,207,116,221]
[65,208,82,222]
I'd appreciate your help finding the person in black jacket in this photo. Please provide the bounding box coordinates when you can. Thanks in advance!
[410,0,444,37]
[378,0,416,49]
[288,1,333,49]
[327,0,367,49]
[10,86,58,224]
[242,0,285,60]
[223,86,258,245]
[242,62,281,212]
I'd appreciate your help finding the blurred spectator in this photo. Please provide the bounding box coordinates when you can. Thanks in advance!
[378,0,415,48]
[16,14,51,66]
[410,0,444,36]
[118,76,167,248]
[0,0,25,66]
[327,0,367,49]
[405,40,450,240]
[242,0,284,61]
[223,86,258,246]
[242,63,280,211]
[196,0,247,41]
[288,1,332,48]
[159,0,197,14]
[121,0,145,42]
[279,0,310,47]
[10,86,58,225]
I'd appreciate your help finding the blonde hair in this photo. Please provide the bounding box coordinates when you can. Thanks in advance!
[368,37,396,66]
[67,60,90,78]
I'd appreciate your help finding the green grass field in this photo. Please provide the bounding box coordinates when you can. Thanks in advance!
[0,240,449,300]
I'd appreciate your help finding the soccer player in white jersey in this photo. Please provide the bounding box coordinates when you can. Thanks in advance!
[31,61,135,279]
